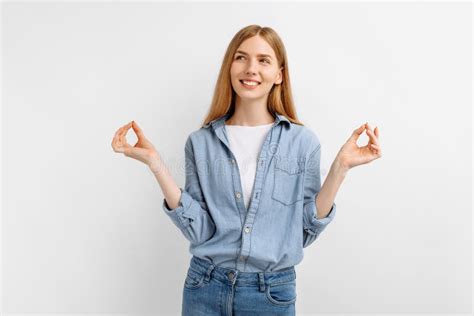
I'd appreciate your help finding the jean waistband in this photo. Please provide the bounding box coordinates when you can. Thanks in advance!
[188,256,296,287]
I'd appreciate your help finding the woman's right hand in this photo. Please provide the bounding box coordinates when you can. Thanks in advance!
[111,120,160,166]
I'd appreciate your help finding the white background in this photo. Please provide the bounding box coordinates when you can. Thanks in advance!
[2,1,472,315]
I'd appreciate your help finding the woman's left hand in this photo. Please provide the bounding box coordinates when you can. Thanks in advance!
[336,123,382,170]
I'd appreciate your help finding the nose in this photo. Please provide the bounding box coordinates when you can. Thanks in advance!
[245,59,258,75]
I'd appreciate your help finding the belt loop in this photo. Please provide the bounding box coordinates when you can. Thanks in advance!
[204,263,215,283]
[258,272,265,292]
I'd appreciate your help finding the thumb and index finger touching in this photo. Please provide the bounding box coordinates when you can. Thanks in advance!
[111,120,146,150]
[348,122,381,144]
[131,120,146,139]
[119,120,146,141]
[348,123,367,142]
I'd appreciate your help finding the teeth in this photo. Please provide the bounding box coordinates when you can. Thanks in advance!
[242,80,259,86]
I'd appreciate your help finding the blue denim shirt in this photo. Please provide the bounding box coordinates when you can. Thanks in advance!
[162,110,336,272]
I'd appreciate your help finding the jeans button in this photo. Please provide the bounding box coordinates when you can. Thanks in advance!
[227,271,235,280]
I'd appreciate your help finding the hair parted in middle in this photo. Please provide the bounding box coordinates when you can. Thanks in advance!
[201,24,304,128]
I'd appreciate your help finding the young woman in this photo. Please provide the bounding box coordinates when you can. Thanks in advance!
[112,25,381,316]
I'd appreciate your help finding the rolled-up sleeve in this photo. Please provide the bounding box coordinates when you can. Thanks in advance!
[302,144,337,248]
[162,136,216,245]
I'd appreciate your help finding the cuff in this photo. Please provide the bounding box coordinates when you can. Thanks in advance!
[303,198,336,235]
[162,188,197,228]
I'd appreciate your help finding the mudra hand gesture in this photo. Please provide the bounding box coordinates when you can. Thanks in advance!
[111,121,160,166]
[336,123,382,170]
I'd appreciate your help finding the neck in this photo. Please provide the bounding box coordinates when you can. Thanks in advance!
[226,98,274,126]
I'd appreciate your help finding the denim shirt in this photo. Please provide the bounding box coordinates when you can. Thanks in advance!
[162,110,337,272]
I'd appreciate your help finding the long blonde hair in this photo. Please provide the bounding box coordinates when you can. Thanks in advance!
[201,25,304,127]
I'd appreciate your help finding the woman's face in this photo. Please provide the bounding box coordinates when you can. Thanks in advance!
[230,35,283,102]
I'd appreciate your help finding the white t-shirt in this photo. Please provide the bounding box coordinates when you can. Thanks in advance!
[225,122,274,210]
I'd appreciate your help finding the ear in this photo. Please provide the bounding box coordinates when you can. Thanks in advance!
[275,67,284,85]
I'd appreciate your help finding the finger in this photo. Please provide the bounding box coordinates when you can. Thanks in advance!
[112,122,131,150]
[121,121,132,132]
[121,143,133,155]
[366,123,379,140]
[115,124,127,139]
[115,142,131,154]
[349,123,366,141]
[370,144,382,156]
[119,128,129,145]
[114,126,126,145]
[118,121,133,143]
[111,136,118,150]
[365,126,380,147]
[114,125,125,138]
[114,144,125,153]
[112,128,124,149]
[374,126,380,139]
[113,126,124,139]
[132,121,146,139]
[370,143,380,150]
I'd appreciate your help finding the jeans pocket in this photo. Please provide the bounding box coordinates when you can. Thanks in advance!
[265,280,297,306]
[183,268,207,290]
[272,158,305,205]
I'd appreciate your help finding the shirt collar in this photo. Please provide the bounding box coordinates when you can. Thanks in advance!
[203,110,291,130]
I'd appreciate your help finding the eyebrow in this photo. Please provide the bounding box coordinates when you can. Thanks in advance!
[235,50,273,60]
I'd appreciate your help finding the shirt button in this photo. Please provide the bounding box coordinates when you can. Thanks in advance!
[236,192,241,199]
[244,226,251,233]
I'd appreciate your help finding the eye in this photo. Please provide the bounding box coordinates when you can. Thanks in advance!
[235,55,270,64]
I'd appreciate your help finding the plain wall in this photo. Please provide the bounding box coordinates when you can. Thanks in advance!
[2,2,472,315]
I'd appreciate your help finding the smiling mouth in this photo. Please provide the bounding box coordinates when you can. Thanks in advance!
[239,80,261,87]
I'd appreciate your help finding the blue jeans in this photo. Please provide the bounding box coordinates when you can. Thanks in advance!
[182,256,297,315]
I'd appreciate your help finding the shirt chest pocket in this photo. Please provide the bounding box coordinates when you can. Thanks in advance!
[272,158,305,206]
